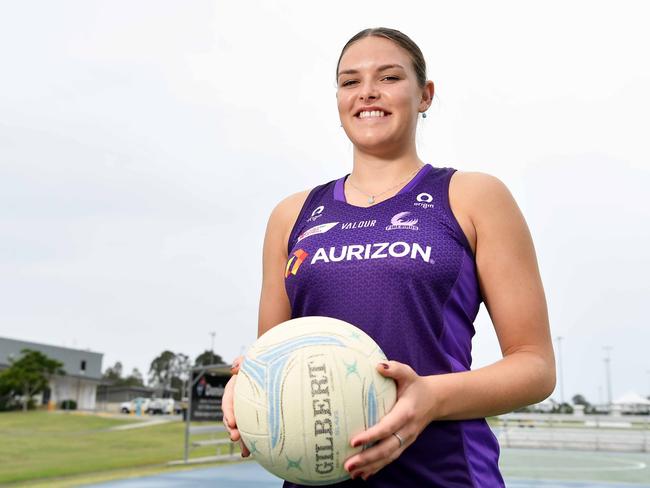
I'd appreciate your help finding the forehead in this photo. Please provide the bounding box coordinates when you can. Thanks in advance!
[338,36,411,73]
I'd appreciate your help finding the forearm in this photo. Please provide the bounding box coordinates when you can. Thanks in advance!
[427,351,556,421]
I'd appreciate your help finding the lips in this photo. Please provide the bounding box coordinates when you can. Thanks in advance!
[354,108,392,117]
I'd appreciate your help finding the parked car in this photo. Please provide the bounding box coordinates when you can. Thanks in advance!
[146,398,174,415]
[120,397,151,414]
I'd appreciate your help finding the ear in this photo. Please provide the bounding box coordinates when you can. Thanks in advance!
[419,80,434,112]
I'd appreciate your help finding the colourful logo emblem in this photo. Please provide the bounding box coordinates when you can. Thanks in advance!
[285,249,309,277]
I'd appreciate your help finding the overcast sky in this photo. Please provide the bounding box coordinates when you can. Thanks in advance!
[1,0,649,405]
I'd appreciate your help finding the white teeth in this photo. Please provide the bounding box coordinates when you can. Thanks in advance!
[358,110,387,118]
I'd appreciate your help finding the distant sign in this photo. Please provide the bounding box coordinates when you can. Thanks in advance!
[190,371,229,421]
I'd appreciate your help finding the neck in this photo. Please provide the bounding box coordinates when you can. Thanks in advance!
[349,146,425,194]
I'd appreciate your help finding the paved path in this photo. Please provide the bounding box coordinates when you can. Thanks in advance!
[84,458,650,488]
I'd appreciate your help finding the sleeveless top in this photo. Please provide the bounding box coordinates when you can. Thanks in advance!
[282,164,505,487]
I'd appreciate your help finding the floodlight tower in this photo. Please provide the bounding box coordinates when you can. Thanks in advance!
[603,346,613,406]
[210,331,216,363]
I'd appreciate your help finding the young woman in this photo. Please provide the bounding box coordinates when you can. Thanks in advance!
[222,27,555,487]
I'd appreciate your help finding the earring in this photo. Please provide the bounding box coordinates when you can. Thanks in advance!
[422,112,427,118]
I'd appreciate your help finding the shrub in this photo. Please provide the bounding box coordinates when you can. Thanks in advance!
[60,399,77,410]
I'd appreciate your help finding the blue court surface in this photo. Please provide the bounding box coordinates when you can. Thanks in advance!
[84,448,650,488]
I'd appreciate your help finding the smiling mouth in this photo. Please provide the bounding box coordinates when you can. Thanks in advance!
[355,111,392,120]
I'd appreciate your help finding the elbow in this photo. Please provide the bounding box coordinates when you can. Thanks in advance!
[537,356,557,402]
[542,369,557,401]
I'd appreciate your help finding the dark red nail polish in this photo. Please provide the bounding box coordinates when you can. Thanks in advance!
[380,362,389,369]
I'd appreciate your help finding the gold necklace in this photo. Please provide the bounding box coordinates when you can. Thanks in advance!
[347,165,424,205]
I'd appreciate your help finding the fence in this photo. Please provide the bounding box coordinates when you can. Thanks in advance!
[494,413,650,452]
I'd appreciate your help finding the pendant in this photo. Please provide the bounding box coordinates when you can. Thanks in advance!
[368,195,375,204]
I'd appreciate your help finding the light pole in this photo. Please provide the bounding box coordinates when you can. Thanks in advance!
[603,346,613,406]
[555,336,565,404]
[210,331,216,363]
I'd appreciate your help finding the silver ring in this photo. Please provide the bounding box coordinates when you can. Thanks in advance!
[392,432,404,448]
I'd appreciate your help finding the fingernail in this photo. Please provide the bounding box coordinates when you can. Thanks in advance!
[347,463,356,472]
[379,362,389,369]
[351,440,360,448]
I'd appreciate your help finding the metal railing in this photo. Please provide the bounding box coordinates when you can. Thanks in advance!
[494,413,650,452]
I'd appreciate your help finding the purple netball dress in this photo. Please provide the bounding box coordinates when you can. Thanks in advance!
[283,164,505,487]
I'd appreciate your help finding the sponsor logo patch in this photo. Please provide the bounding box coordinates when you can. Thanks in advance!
[297,222,339,242]
[414,192,434,209]
[310,241,432,264]
[285,249,309,277]
[341,219,376,230]
[307,205,325,223]
[386,212,419,231]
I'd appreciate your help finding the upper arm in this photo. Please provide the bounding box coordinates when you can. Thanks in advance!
[464,173,554,364]
[257,190,310,337]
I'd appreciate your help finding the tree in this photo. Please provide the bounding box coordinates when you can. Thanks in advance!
[124,368,144,387]
[0,349,65,411]
[572,394,590,407]
[103,361,123,382]
[103,362,144,388]
[149,351,177,389]
[0,371,14,410]
[194,350,224,367]
[149,351,191,399]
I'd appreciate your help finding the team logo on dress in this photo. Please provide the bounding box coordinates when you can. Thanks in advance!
[414,192,434,209]
[307,205,325,223]
[297,222,338,242]
[285,249,309,278]
[386,212,419,231]
[341,219,376,230]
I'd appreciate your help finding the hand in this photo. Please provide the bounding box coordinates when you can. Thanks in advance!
[343,360,436,481]
[222,355,250,457]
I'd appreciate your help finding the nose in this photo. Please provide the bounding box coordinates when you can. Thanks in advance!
[359,79,379,101]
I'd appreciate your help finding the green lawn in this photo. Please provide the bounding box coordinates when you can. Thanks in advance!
[0,411,236,486]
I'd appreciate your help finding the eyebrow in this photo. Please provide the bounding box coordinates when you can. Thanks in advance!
[337,64,405,79]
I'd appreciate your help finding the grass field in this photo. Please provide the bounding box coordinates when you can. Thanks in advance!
[0,410,236,486]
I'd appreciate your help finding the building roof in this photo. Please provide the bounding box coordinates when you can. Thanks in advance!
[0,337,103,380]
[614,391,650,405]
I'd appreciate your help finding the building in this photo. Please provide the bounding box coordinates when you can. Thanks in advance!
[0,337,103,410]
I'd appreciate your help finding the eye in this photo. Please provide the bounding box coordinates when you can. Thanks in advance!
[340,76,400,87]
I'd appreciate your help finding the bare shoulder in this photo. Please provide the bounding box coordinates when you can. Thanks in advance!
[450,171,517,226]
[450,170,511,199]
[266,189,311,253]
[448,171,518,256]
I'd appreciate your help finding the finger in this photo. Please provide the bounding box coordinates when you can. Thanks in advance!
[240,440,251,457]
[376,361,416,391]
[345,430,404,472]
[356,446,401,479]
[349,434,404,479]
[349,400,413,448]
[230,355,244,375]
